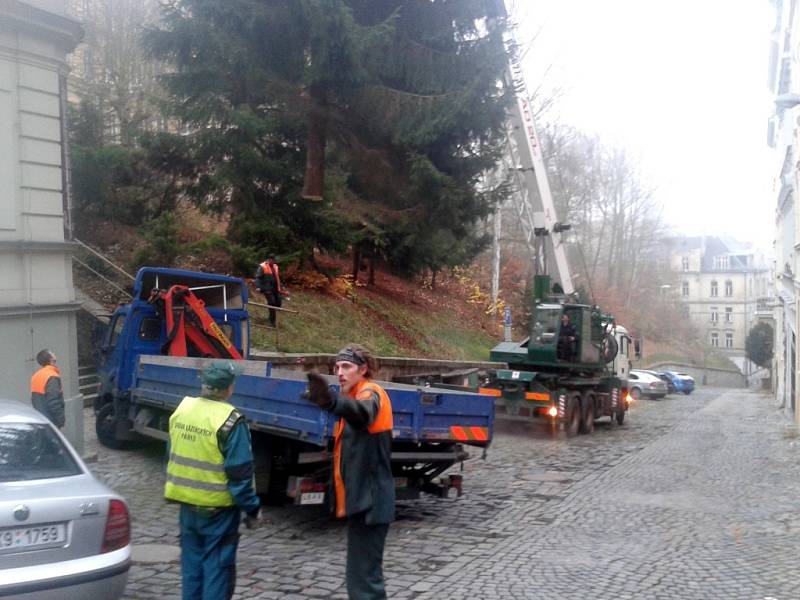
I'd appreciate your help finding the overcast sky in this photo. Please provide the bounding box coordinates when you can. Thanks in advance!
[513,0,775,250]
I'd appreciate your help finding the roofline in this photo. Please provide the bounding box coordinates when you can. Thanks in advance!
[0,0,84,51]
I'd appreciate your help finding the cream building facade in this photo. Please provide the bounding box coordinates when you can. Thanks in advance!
[0,1,84,449]
[769,0,800,421]
[665,237,771,374]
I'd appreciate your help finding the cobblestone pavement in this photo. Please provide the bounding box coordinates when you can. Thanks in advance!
[84,387,800,599]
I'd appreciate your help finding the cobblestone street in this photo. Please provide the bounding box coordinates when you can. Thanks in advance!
[85,387,800,599]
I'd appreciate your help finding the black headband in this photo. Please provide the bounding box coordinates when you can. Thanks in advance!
[335,347,366,365]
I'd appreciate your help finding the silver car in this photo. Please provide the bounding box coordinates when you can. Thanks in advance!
[0,400,130,599]
[628,370,669,400]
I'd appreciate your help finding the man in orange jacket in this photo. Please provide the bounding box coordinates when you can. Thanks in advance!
[306,344,394,599]
[254,256,286,327]
[30,349,65,428]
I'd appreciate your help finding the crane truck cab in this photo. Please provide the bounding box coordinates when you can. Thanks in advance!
[94,267,249,448]
[483,276,635,436]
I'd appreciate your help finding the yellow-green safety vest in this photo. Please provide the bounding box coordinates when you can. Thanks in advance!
[164,396,236,507]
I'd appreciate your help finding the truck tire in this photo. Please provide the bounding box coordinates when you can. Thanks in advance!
[564,395,580,437]
[615,408,625,425]
[96,403,129,450]
[579,392,595,434]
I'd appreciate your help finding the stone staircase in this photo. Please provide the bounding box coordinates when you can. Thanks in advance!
[79,364,99,408]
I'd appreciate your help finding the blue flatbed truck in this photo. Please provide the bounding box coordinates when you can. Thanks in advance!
[94,267,495,503]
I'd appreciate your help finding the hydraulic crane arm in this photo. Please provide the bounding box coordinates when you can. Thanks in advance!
[149,285,243,360]
[492,0,575,295]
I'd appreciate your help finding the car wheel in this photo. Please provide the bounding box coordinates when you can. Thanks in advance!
[682,390,692,395]
[630,387,641,401]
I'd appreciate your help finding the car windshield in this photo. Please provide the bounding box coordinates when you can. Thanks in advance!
[0,423,82,482]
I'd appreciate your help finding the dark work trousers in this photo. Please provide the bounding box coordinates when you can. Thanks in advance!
[179,505,240,600]
[346,512,390,600]
[262,291,281,326]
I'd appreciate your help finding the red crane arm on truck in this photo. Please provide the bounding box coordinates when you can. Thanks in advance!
[149,285,243,360]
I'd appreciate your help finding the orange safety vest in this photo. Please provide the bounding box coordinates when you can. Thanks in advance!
[332,379,393,518]
[259,261,282,291]
[31,364,60,394]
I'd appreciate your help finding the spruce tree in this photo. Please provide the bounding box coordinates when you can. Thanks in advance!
[145,0,510,274]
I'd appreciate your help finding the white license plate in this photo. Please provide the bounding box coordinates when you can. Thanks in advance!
[0,523,67,552]
[299,492,324,505]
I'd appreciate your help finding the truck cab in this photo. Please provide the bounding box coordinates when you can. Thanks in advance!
[95,268,249,447]
[483,275,637,436]
[491,302,617,374]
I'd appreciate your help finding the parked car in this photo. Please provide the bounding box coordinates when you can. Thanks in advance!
[628,370,669,400]
[0,400,130,599]
[662,371,695,395]
[637,370,676,394]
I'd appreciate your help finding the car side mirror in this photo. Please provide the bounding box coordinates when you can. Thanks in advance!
[634,339,642,360]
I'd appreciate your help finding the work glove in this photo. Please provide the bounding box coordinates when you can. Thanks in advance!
[244,507,261,530]
[306,372,335,409]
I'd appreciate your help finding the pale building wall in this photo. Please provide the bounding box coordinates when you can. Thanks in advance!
[670,243,769,357]
[768,0,800,422]
[0,2,83,450]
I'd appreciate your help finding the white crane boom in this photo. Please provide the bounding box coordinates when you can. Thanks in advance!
[493,1,574,295]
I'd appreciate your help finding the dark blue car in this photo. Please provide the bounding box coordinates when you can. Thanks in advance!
[662,371,695,394]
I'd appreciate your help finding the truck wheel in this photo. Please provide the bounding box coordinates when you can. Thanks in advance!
[96,403,128,450]
[564,396,580,437]
[615,409,625,425]
[579,392,595,434]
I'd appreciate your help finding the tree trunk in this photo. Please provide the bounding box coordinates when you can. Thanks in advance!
[431,269,437,290]
[351,247,361,284]
[368,258,375,285]
[301,87,327,201]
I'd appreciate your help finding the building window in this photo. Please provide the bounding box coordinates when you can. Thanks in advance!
[711,280,718,297]
[710,308,718,323]
[725,280,733,296]
[725,332,734,348]
[681,257,689,271]
[725,307,733,323]
[710,332,719,347]
[681,281,689,297]
[714,256,729,269]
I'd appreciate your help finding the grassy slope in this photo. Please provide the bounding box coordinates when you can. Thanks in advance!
[249,287,501,361]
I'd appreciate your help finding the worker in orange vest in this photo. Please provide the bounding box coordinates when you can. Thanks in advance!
[30,349,65,428]
[306,345,394,599]
[254,256,287,327]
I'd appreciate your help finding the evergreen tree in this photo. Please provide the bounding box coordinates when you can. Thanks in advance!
[144,0,510,274]
[746,322,774,369]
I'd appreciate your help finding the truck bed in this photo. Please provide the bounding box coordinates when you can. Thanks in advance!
[131,356,494,447]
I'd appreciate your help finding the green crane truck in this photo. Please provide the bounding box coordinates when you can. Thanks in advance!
[480,275,639,436]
